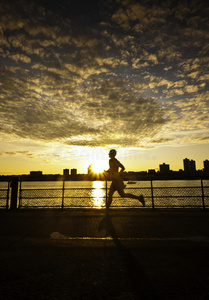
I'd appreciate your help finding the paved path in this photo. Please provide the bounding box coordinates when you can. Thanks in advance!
[1,209,209,299]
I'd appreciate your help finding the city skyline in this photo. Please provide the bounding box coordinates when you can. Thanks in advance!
[1,144,209,175]
[1,0,209,175]
[2,157,209,177]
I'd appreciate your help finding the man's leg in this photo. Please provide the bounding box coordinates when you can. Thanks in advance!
[118,188,145,206]
[106,184,115,210]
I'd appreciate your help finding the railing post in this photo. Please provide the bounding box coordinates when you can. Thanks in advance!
[151,180,155,210]
[10,176,18,210]
[201,179,205,211]
[105,180,108,208]
[19,179,22,209]
[62,180,65,209]
[6,181,10,210]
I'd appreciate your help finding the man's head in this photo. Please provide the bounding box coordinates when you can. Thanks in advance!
[109,149,117,158]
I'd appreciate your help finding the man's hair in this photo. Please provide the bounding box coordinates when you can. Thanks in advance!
[109,149,117,156]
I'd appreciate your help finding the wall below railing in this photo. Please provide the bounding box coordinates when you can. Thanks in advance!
[1,179,208,210]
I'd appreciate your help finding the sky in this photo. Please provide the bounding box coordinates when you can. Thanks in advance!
[0,0,209,175]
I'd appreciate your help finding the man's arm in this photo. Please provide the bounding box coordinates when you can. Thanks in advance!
[118,161,125,173]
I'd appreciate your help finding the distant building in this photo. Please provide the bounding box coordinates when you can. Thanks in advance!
[204,160,209,174]
[30,171,42,176]
[148,169,156,175]
[183,158,190,174]
[190,160,196,174]
[88,165,93,175]
[63,169,69,177]
[159,163,170,175]
[183,158,196,175]
[71,169,77,176]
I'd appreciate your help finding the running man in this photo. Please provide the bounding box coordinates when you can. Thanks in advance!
[104,149,145,210]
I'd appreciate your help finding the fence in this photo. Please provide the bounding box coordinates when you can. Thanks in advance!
[1,179,209,210]
[0,180,209,210]
[0,182,10,209]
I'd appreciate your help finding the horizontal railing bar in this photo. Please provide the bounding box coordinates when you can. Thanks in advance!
[21,197,106,199]
[19,195,208,198]
[20,194,207,197]
[21,195,150,197]
[152,196,202,198]
[19,186,209,191]
[20,187,107,191]
[20,205,104,207]
[151,186,205,188]
[20,189,64,191]
[109,196,204,199]
[21,197,63,199]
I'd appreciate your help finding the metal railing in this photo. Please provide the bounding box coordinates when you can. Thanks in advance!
[18,180,208,210]
[0,182,10,209]
[19,186,108,209]
[1,179,208,210]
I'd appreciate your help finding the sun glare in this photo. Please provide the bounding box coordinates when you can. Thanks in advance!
[91,160,108,174]
[91,181,105,208]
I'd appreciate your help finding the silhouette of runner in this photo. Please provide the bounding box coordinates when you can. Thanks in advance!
[104,149,145,210]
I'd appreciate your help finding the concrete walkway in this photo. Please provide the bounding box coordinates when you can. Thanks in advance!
[1,209,209,299]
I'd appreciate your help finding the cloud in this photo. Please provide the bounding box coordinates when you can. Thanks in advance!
[0,69,169,147]
[0,0,209,151]
[149,137,175,145]
[163,92,209,140]
[0,151,31,157]
[184,85,199,93]
[111,1,168,31]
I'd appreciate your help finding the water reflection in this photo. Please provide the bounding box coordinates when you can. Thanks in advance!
[91,181,106,208]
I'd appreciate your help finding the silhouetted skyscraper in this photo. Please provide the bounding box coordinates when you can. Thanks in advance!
[183,158,190,174]
[71,169,77,176]
[204,160,209,174]
[183,158,196,175]
[159,163,170,175]
[63,169,69,177]
[190,160,196,174]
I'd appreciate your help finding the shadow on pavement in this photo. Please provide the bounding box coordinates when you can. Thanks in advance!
[98,213,163,299]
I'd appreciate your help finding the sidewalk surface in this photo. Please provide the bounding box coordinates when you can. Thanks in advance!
[1,208,209,299]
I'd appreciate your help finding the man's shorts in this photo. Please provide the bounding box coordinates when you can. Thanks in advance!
[110,178,125,196]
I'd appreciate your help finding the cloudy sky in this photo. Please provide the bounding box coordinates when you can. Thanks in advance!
[1,0,209,175]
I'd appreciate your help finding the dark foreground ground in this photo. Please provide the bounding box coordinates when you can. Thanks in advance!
[0,208,209,299]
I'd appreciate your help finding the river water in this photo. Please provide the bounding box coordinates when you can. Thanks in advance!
[14,179,209,188]
[1,179,209,189]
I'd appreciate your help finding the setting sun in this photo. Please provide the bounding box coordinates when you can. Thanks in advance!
[91,160,108,174]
